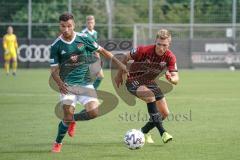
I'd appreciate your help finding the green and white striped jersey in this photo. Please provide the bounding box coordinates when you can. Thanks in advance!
[81,28,98,42]
[50,32,100,86]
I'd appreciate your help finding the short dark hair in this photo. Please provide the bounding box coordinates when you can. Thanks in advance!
[59,13,74,22]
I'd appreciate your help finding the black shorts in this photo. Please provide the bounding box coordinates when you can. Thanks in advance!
[125,80,164,101]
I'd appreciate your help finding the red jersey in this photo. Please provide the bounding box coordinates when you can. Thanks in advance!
[127,45,178,83]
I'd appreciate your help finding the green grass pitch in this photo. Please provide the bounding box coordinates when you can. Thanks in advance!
[0,69,240,160]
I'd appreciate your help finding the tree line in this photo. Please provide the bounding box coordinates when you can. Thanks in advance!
[0,0,238,39]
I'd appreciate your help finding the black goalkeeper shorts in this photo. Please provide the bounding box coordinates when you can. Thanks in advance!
[125,80,164,101]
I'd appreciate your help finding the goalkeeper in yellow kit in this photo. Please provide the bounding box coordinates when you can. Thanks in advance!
[2,26,19,76]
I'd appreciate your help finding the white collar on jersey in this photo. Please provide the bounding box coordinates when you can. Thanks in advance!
[83,28,96,35]
[59,32,77,44]
[87,29,95,35]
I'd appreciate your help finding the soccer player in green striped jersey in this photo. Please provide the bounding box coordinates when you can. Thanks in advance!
[82,15,97,42]
[82,15,104,90]
[50,13,126,153]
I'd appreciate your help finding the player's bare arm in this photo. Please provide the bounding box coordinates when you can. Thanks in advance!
[50,65,68,94]
[114,52,132,88]
[165,71,179,85]
[97,47,128,73]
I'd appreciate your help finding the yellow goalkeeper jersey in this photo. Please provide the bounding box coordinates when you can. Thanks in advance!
[3,33,18,54]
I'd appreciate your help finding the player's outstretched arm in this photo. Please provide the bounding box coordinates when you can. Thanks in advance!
[97,47,128,73]
[50,66,68,94]
[114,52,132,88]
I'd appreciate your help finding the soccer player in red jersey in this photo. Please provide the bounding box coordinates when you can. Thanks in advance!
[115,29,179,143]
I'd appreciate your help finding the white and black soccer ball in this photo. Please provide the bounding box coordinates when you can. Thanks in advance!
[124,129,145,150]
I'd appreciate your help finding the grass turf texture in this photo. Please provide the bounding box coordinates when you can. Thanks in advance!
[0,69,240,160]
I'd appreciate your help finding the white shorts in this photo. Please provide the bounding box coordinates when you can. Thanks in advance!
[60,84,99,107]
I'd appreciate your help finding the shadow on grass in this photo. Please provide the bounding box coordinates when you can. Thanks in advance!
[0,141,166,156]
[0,142,123,154]
[0,143,51,154]
[0,150,49,154]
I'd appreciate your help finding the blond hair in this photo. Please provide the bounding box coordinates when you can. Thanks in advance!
[156,29,171,42]
[86,15,95,21]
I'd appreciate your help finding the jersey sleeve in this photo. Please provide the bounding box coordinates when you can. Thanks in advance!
[129,46,144,61]
[167,54,178,72]
[49,44,59,67]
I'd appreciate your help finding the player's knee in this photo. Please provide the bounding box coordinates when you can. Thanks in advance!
[144,97,155,103]
[63,105,75,114]
[139,95,155,103]
[137,86,154,95]
[88,108,99,119]
[63,115,74,124]
[137,86,155,102]
[85,101,99,119]
[63,106,74,123]
[162,110,170,119]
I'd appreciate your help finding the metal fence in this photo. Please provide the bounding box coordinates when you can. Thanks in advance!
[1,0,240,39]
[134,23,240,68]
[0,0,240,69]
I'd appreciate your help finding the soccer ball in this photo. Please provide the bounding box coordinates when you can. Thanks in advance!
[124,129,145,150]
